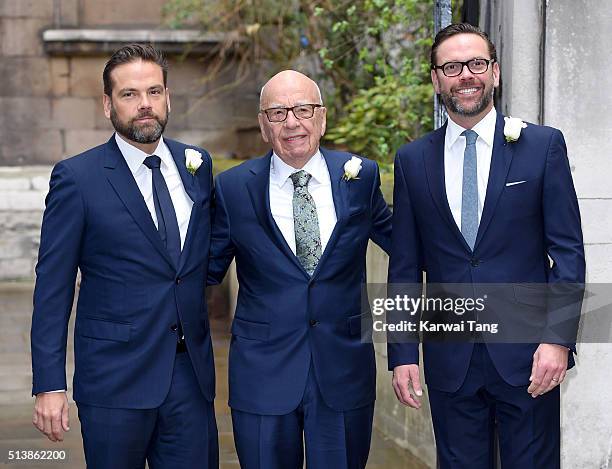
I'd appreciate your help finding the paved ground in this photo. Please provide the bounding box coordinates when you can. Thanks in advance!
[0,283,428,468]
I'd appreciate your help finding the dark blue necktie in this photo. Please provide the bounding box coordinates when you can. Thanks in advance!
[143,155,181,267]
[143,155,183,342]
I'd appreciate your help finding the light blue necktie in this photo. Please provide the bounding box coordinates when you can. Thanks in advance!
[461,130,479,250]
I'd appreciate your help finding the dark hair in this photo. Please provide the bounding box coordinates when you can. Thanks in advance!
[103,43,168,96]
[431,23,497,66]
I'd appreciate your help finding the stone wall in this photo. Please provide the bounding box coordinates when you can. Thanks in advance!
[543,1,612,467]
[0,0,269,280]
[0,167,49,280]
[0,0,268,166]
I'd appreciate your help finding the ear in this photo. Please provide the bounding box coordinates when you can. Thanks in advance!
[166,87,171,113]
[431,69,441,94]
[492,61,500,88]
[103,94,112,119]
[257,112,270,143]
[319,107,327,137]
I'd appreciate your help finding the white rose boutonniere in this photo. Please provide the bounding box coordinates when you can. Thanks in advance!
[185,148,203,175]
[343,156,362,181]
[503,117,527,143]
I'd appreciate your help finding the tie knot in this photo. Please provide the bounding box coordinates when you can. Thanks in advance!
[143,155,161,170]
[461,129,478,146]
[290,170,311,189]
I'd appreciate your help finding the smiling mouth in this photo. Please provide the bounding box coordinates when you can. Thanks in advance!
[455,87,481,96]
[285,135,306,142]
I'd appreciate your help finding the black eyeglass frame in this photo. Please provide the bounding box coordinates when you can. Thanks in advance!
[260,104,323,123]
[431,58,496,77]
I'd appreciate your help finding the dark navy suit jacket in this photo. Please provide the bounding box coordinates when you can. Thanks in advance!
[388,113,585,392]
[31,135,215,408]
[208,148,392,414]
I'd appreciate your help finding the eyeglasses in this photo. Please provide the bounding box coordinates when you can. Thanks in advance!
[261,104,322,123]
[431,58,495,77]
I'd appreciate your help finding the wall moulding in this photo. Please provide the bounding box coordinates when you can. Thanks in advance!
[42,28,239,56]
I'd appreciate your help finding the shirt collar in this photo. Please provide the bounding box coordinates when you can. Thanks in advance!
[445,106,497,149]
[115,133,172,175]
[270,150,328,189]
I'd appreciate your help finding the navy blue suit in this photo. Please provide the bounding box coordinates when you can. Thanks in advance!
[209,148,392,468]
[388,113,585,468]
[31,135,218,468]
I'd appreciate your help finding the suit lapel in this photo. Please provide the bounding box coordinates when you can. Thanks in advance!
[246,153,309,278]
[424,124,472,251]
[165,139,205,273]
[103,136,175,269]
[310,148,350,279]
[474,113,514,249]
[167,139,200,204]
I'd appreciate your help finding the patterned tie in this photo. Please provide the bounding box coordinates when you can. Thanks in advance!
[461,130,479,250]
[290,170,322,276]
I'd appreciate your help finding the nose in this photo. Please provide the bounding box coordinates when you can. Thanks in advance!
[284,109,300,128]
[458,63,476,80]
[138,93,152,110]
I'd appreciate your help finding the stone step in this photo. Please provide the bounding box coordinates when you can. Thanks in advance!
[0,353,30,366]
[0,370,32,392]
[0,337,30,354]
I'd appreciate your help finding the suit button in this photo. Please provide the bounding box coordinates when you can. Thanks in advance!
[170,324,178,332]
[176,278,181,284]
[470,258,480,267]
[309,319,319,327]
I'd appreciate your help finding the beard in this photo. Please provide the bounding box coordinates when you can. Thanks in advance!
[439,81,494,117]
[110,104,169,144]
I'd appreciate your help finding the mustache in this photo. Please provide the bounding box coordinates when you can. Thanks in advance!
[133,112,159,121]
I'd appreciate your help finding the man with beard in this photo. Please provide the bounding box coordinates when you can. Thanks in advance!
[30,44,218,468]
[388,24,584,468]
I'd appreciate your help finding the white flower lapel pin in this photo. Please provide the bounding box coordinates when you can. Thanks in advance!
[503,117,527,143]
[185,148,203,175]
[343,156,362,181]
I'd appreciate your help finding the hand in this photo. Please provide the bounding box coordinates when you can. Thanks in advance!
[33,392,70,442]
[527,343,569,398]
[392,364,423,409]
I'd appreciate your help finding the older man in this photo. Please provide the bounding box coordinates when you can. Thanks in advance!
[208,70,392,469]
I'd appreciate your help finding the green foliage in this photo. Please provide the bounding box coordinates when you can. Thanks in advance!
[325,66,432,165]
[163,0,435,163]
[211,157,243,175]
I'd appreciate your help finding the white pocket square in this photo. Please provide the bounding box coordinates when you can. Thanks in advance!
[505,180,527,187]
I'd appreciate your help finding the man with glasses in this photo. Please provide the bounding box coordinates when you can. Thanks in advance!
[388,23,584,468]
[208,70,392,468]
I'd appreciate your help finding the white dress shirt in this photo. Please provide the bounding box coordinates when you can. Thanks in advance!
[444,107,497,231]
[269,150,337,254]
[115,133,193,249]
